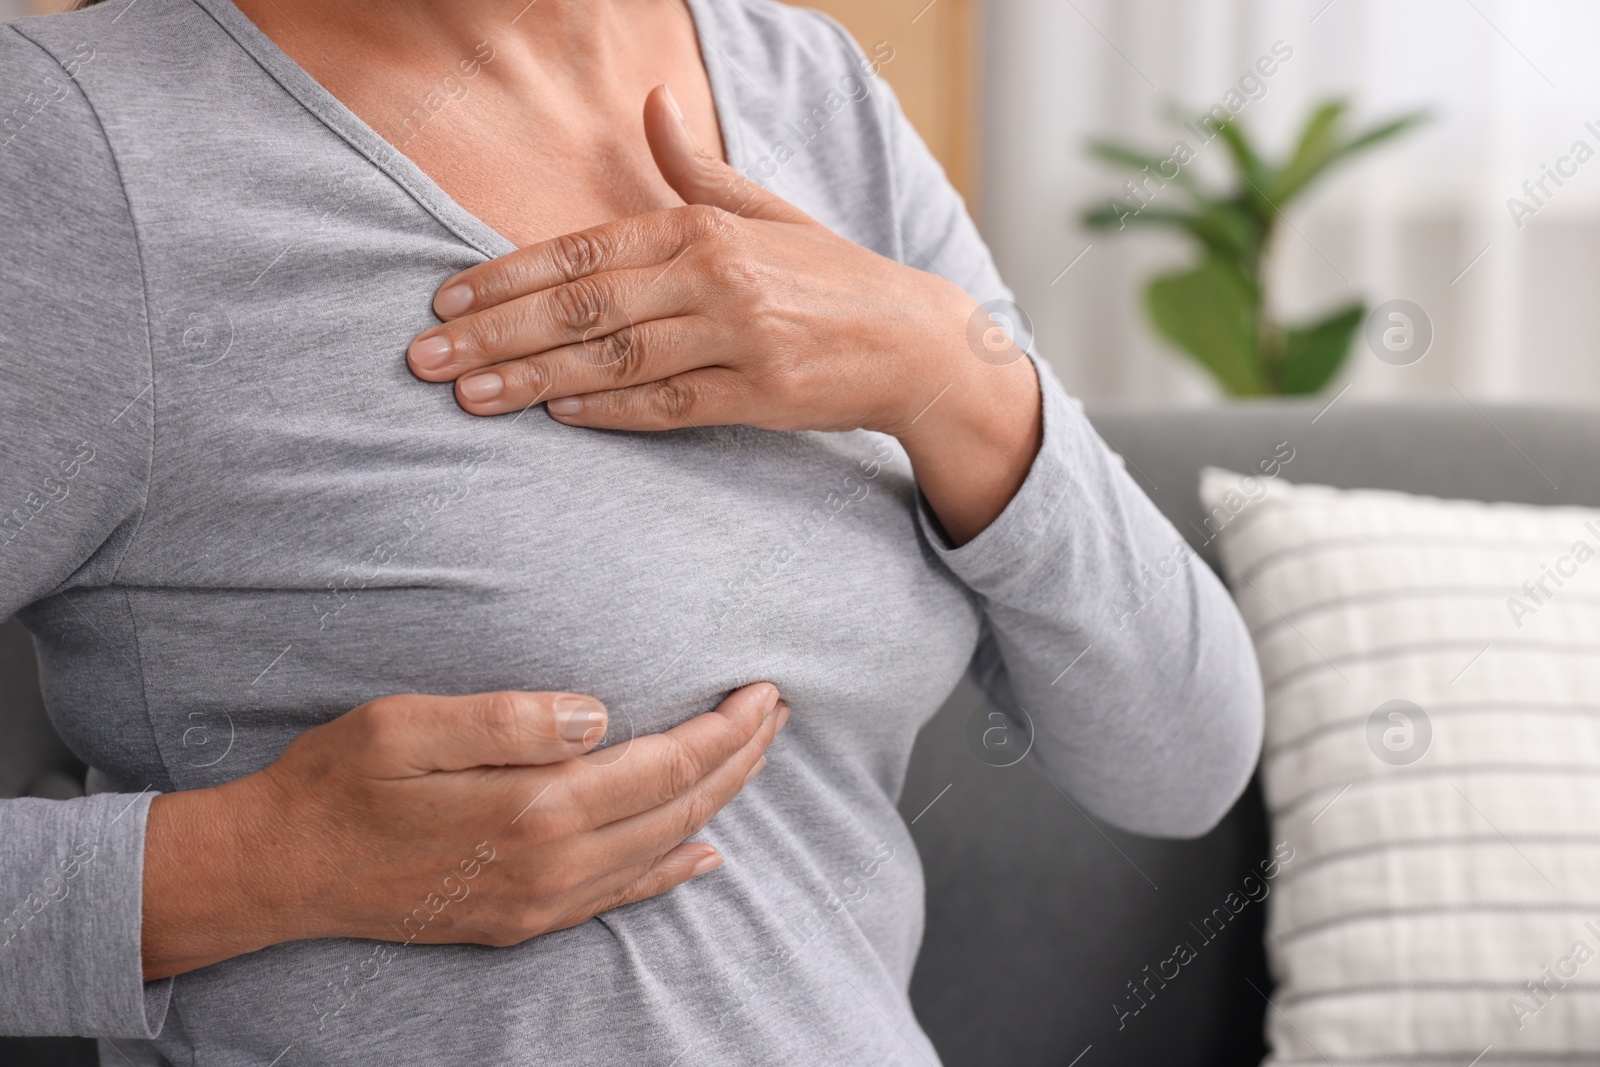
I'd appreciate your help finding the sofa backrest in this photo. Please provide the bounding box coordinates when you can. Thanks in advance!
[903,401,1600,1067]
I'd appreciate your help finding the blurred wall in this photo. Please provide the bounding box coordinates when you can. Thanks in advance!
[798,0,977,205]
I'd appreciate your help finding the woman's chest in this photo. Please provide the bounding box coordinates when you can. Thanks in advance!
[124,411,982,793]
[119,215,980,789]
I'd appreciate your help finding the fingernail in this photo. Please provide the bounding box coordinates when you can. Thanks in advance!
[661,84,685,122]
[690,850,723,877]
[409,334,453,370]
[742,755,767,786]
[435,283,474,318]
[559,710,607,744]
[548,397,582,416]
[554,695,607,743]
[460,374,503,402]
[775,702,790,732]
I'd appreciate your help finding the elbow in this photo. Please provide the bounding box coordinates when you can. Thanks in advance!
[1120,689,1263,840]
[1092,613,1266,840]
[1155,700,1263,839]
[1031,563,1267,840]
[1149,616,1266,839]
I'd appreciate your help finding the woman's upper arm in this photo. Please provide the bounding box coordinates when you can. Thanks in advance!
[865,42,1010,308]
[0,24,170,1040]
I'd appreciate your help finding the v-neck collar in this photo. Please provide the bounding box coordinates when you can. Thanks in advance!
[189,0,749,260]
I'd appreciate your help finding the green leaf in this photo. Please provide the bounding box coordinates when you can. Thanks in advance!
[1332,110,1431,163]
[1213,121,1272,203]
[1185,201,1262,266]
[1081,203,1196,231]
[1267,100,1347,206]
[1085,139,1202,195]
[1144,258,1265,396]
[1280,302,1364,394]
[1270,105,1431,207]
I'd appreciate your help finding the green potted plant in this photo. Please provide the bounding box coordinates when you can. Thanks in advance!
[1082,101,1427,395]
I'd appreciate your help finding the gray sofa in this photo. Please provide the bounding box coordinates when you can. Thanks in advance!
[6,402,1599,1066]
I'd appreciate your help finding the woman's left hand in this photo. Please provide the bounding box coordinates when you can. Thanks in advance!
[407,84,1042,544]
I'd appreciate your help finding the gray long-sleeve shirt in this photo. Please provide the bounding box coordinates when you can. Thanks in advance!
[0,0,1263,1061]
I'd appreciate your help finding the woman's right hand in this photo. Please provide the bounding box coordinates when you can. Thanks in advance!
[141,683,787,980]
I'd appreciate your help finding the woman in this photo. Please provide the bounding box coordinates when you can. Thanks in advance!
[0,0,1263,1062]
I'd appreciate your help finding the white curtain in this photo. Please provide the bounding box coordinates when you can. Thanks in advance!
[978,0,1600,406]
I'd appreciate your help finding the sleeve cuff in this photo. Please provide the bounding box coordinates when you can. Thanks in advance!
[0,791,172,1038]
[915,355,1093,594]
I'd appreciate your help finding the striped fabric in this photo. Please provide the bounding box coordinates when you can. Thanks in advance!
[1200,469,1600,1065]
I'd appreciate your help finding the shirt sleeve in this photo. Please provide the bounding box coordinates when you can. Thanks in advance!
[862,47,1264,837]
[0,23,171,1038]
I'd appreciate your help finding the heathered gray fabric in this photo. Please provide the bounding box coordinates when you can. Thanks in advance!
[0,0,1264,1061]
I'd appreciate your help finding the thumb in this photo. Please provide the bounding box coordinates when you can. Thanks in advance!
[645,84,806,223]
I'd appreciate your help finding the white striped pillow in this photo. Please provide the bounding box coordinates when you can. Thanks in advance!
[1199,468,1600,1064]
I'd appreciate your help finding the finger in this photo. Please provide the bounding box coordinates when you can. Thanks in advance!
[429,203,737,320]
[590,700,787,868]
[409,264,689,381]
[349,691,609,777]
[646,84,807,225]
[545,367,753,431]
[574,681,780,827]
[542,843,723,936]
[592,842,725,912]
[451,316,719,417]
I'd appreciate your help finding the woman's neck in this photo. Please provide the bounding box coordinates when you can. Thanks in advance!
[234,0,674,95]
[229,0,724,248]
